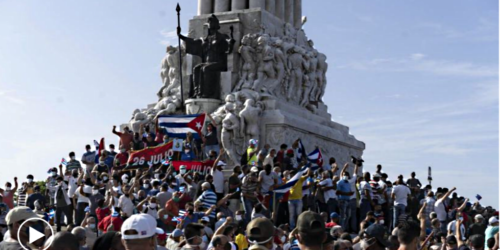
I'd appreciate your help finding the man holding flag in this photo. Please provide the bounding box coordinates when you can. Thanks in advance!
[287,165,313,228]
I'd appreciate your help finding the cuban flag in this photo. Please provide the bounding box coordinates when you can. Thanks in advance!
[94,138,105,163]
[307,148,323,167]
[48,209,55,219]
[158,114,206,139]
[172,209,186,222]
[296,139,306,163]
[272,163,319,194]
[61,158,67,166]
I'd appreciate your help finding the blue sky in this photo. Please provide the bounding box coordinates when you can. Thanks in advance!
[0,1,498,207]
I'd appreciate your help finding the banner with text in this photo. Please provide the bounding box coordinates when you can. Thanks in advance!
[171,161,212,175]
[126,142,173,170]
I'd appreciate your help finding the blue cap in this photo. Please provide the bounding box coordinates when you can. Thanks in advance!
[330,212,339,219]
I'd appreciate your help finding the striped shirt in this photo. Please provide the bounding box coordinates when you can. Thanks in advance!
[241,176,258,202]
[196,190,217,218]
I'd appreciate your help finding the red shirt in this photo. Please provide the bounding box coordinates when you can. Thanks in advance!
[114,153,129,167]
[96,207,110,222]
[115,132,133,151]
[98,215,123,233]
[325,221,338,228]
[276,151,285,164]
[165,200,180,226]
[178,194,192,210]
[2,191,14,209]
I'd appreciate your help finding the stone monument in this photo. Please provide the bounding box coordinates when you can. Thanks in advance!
[124,0,365,174]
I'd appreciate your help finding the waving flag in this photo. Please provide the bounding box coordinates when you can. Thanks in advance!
[48,209,55,219]
[94,138,105,163]
[272,163,319,194]
[172,209,186,222]
[296,139,306,163]
[157,114,206,139]
[61,158,68,166]
[307,148,323,167]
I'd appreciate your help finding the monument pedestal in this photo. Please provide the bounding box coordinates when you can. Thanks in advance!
[259,98,365,174]
[185,98,222,115]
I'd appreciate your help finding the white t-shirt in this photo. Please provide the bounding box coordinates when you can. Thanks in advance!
[118,195,134,216]
[259,171,279,193]
[319,179,337,202]
[75,187,90,204]
[377,180,387,204]
[435,200,447,221]
[348,174,357,199]
[359,181,373,200]
[211,168,224,194]
[392,185,411,206]
[67,177,79,198]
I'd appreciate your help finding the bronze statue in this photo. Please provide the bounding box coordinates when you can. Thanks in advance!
[177,14,235,99]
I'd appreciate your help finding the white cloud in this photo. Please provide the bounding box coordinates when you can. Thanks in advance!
[410,53,426,60]
[338,54,498,78]
[159,29,177,46]
[0,89,25,105]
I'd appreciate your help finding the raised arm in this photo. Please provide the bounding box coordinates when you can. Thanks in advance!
[112,125,120,136]
[214,217,233,236]
[457,198,469,212]
[213,148,225,169]
[12,177,18,194]
[456,218,464,246]
[439,187,456,202]
[207,113,217,127]
[353,163,360,177]
[204,205,217,217]
[340,163,349,176]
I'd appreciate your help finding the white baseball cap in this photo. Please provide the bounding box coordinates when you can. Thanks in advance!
[489,217,498,225]
[250,167,259,173]
[121,214,158,240]
[217,161,226,167]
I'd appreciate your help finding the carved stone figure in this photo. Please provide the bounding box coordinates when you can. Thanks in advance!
[235,34,256,91]
[158,46,182,99]
[154,95,182,118]
[221,102,243,164]
[287,46,306,102]
[130,112,150,133]
[315,51,328,102]
[239,99,262,141]
[269,39,287,96]
[301,50,317,106]
[178,14,235,99]
[252,35,275,92]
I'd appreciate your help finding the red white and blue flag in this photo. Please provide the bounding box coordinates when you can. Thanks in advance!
[272,163,319,194]
[296,139,306,163]
[61,158,67,166]
[94,138,105,163]
[157,114,206,139]
[307,148,323,167]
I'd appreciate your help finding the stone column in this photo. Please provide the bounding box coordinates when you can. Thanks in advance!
[231,0,247,11]
[198,0,213,15]
[249,0,265,9]
[275,0,284,21]
[293,0,302,28]
[266,0,275,15]
[214,0,230,12]
[284,0,294,24]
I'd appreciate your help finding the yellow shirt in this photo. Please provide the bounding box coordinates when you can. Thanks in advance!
[247,147,258,166]
[289,176,307,200]
[235,234,248,250]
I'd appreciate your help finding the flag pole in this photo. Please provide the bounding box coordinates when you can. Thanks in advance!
[176,3,184,109]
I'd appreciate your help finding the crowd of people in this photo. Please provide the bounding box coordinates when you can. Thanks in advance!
[0,125,498,250]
